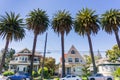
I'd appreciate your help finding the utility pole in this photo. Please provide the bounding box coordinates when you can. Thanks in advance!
[41,33,48,80]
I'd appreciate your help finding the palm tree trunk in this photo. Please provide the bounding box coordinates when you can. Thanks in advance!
[114,30,120,49]
[0,39,9,73]
[41,33,48,80]
[30,33,37,80]
[87,33,97,74]
[61,32,65,77]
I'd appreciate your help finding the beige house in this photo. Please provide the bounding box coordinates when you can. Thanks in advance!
[9,48,42,72]
[59,45,86,76]
[97,58,120,76]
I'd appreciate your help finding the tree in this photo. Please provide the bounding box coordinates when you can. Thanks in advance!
[106,44,120,62]
[84,55,92,65]
[0,12,25,73]
[0,48,15,70]
[101,9,120,49]
[82,65,91,78]
[51,10,73,77]
[40,57,56,75]
[26,8,49,79]
[74,8,100,74]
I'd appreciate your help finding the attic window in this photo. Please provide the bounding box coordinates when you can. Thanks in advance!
[71,50,75,54]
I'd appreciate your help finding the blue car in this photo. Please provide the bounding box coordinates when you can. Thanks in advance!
[7,72,30,80]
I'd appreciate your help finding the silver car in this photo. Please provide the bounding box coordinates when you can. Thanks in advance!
[60,75,82,80]
[88,73,113,80]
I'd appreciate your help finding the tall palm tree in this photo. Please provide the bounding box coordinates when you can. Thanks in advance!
[101,9,120,49]
[51,10,73,77]
[0,12,25,73]
[26,8,49,79]
[74,8,100,74]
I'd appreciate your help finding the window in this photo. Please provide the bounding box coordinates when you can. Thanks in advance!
[68,58,72,62]
[71,50,75,54]
[80,60,82,62]
[75,58,79,62]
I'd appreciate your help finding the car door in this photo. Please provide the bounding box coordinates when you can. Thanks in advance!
[95,74,104,80]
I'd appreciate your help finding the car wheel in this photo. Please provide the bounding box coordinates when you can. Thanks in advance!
[90,78,95,80]
[7,78,11,80]
[22,78,26,80]
[107,78,112,80]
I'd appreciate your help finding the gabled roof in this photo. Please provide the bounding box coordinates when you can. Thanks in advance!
[18,48,31,53]
[14,48,42,57]
[60,45,85,63]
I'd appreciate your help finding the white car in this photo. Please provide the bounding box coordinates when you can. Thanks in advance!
[60,75,82,80]
[88,73,113,80]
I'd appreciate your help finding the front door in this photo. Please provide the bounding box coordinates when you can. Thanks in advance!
[67,67,71,75]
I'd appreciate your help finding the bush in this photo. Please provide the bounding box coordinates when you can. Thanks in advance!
[38,67,50,79]
[3,71,14,76]
[32,70,38,77]
[54,78,59,80]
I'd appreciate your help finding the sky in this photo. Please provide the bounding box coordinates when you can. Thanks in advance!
[0,0,120,63]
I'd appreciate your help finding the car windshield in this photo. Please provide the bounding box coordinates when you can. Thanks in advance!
[95,73,103,77]
[15,72,29,76]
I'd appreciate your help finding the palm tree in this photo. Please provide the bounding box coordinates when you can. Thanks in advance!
[26,8,49,79]
[101,9,120,49]
[51,10,73,77]
[0,12,25,73]
[74,8,100,74]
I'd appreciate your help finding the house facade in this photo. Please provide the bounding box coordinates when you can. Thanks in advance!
[97,58,120,76]
[59,45,86,76]
[9,48,41,72]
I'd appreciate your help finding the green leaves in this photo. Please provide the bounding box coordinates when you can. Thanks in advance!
[0,12,25,41]
[26,8,49,35]
[74,8,100,36]
[52,10,73,35]
[101,9,120,34]
[106,44,120,62]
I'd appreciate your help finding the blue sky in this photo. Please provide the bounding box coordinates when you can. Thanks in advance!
[0,0,120,63]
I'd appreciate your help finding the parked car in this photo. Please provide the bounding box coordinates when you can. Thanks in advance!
[7,72,30,80]
[88,73,113,80]
[60,75,82,80]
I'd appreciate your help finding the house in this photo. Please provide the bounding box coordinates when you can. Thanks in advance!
[96,58,120,76]
[59,45,86,76]
[9,48,42,72]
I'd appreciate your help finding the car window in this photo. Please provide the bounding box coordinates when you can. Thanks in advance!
[96,74,103,77]
[72,75,76,77]
[66,75,71,78]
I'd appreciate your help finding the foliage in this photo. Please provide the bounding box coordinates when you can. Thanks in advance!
[40,57,56,75]
[0,48,15,70]
[51,10,73,35]
[32,70,38,77]
[106,45,120,62]
[38,67,50,79]
[84,55,92,65]
[3,71,14,76]
[113,67,120,77]
[0,12,25,41]
[101,9,120,34]
[26,8,49,35]
[82,65,91,77]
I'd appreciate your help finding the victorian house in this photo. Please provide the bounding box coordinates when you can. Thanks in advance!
[9,48,41,72]
[59,45,86,76]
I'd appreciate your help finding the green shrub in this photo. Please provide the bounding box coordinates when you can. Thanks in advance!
[54,78,59,80]
[32,70,38,77]
[3,71,14,76]
[38,67,50,79]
